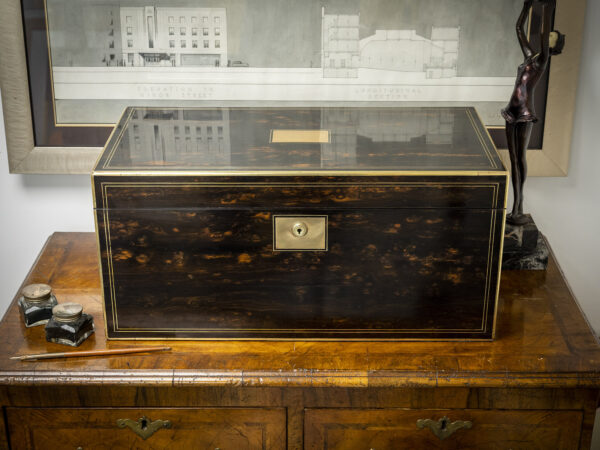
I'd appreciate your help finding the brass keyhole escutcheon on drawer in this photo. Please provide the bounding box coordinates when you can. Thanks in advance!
[416,416,472,440]
[116,415,172,440]
[273,216,328,251]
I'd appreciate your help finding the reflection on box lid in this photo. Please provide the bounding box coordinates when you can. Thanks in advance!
[95,106,505,173]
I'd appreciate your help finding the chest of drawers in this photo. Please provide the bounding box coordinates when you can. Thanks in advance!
[0,233,599,449]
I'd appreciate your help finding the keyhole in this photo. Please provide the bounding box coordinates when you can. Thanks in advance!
[140,418,148,430]
[440,418,447,430]
[291,222,307,237]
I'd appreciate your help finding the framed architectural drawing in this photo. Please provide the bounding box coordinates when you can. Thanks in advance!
[0,0,586,174]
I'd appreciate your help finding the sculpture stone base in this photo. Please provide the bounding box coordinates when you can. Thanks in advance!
[502,214,549,270]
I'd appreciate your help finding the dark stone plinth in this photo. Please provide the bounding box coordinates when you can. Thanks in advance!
[503,234,549,270]
[503,215,549,270]
[503,214,539,252]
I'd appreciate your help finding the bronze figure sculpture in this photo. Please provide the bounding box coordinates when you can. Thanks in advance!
[503,0,565,225]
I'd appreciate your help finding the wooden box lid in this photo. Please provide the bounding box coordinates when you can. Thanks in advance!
[93,106,506,176]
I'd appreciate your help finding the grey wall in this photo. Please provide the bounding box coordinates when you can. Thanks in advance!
[526,0,600,335]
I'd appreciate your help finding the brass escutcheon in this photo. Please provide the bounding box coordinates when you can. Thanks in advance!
[116,416,172,440]
[273,215,327,251]
[416,416,472,440]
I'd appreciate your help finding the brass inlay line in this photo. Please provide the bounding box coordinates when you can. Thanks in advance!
[491,172,510,338]
[110,330,487,333]
[473,108,509,155]
[91,108,128,209]
[481,202,496,330]
[95,170,507,176]
[105,336,494,341]
[480,180,501,332]
[466,108,500,170]
[467,109,497,167]
[93,209,109,338]
[101,108,136,169]
[97,181,503,188]
[105,209,119,330]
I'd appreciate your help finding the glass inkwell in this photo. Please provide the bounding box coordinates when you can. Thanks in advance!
[18,283,58,327]
[45,302,95,347]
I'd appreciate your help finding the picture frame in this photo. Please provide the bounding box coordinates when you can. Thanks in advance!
[0,0,586,175]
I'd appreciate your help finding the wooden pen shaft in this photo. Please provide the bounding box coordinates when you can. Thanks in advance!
[13,346,171,361]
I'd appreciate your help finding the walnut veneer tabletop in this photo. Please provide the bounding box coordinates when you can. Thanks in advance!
[0,232,599,388]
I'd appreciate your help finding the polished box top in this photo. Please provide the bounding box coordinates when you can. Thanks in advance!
[94,106,505,174]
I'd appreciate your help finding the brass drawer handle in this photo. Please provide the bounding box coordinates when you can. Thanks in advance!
[116,415,172,440]
[416,415,472,440]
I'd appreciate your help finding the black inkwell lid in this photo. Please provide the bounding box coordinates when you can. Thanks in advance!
[52,303,83,323]
[22,284,52,304]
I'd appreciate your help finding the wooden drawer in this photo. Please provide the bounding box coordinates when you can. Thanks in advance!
[305,408,583,449]
[7,407,286,450]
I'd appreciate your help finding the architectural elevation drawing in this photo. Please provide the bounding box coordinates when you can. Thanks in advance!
[321,9,459,79]
[45,0,524,126]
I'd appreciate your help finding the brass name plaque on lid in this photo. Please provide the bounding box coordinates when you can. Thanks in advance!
[270,129,330,143]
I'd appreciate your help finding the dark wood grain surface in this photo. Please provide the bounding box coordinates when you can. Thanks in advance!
[0,232,598,388]
[97,206,503,339]
[93,175,506,210]
[305,409,584,449]
[94,107,505,172]
[7,407,286,450]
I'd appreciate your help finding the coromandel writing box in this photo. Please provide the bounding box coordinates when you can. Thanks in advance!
[93,106,507,340]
